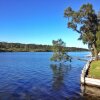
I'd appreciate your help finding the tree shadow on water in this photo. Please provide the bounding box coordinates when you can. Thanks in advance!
[50,63,71,90]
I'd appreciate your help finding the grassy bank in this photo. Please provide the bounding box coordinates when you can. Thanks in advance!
[88,60,100,79]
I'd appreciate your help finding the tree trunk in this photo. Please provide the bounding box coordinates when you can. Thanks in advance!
[90,49,94,57]
[92,43,98,60]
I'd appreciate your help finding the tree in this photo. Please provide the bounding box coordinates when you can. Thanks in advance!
[64,3,100,59]
[96,25,100,52]
[51,39,71,62]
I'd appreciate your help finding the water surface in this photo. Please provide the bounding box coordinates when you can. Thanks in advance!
[0,52,91,100]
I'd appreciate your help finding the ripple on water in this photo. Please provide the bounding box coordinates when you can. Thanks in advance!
[0,52,98,100]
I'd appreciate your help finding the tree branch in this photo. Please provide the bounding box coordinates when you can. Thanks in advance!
[74,28,82,34]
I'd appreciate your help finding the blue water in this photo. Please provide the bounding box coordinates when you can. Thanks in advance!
[0,52,89,100]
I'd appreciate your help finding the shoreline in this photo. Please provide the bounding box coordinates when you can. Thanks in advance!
[81,58,100,87]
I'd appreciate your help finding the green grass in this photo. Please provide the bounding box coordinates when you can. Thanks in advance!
[88,60,100,79]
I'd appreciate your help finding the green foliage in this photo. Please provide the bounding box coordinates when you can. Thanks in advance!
[0,42,88,52]
[0,42,52,52]
[64,3,100,58]
[51,39,71,62]
[64,3,98,44]
[96,29,100,51]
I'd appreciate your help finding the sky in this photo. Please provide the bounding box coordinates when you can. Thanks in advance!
[0,0,100,48]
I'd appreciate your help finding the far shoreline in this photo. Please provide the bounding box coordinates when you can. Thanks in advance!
[0,50,89,53]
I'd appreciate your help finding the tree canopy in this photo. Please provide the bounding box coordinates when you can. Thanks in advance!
[96,26,100,51]
[64,3,100,59]
[51,39,71,62]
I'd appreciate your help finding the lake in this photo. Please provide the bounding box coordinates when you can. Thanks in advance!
[0,52,95,100]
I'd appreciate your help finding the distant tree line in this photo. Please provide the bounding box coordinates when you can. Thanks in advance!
[0,42,88,52]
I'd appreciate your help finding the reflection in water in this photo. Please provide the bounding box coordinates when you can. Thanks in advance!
[50,63,71,90]
[81,85,100,100]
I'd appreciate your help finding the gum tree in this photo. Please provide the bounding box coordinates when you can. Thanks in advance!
[51,39,71,62]
[64,3,99,59]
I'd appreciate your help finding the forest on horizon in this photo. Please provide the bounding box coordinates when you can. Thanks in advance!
[0,42,88,52]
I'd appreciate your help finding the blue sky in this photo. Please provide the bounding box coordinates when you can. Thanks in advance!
[0,0,100,48]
